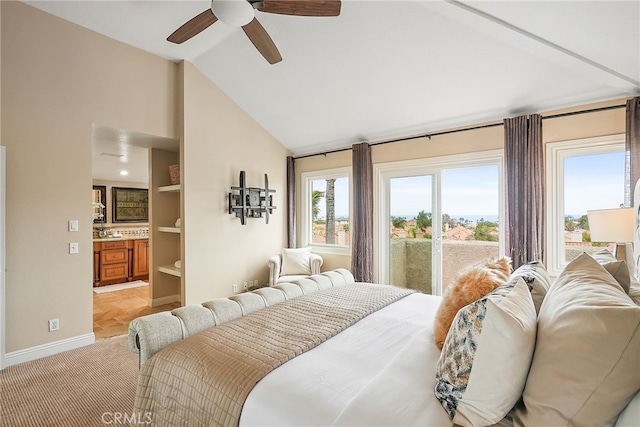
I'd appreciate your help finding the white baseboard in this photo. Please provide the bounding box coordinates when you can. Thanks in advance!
[4,333,95,367]
[149,294,181,307]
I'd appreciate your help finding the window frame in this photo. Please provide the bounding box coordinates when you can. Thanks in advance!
[373,149,505,292]
[545,134,625,276]
[300,167,352,256]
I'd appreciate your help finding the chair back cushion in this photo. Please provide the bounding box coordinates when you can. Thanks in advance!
[281,247,312,275]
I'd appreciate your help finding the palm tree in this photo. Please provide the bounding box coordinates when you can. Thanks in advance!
[312,190,324,222]
[325,179,336,244]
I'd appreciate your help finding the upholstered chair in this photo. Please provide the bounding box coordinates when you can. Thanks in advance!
[268,247,323,287]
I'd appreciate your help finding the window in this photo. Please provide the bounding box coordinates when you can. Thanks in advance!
[301,168,351,254]
[375,150,504,294]
[546,134,625,276]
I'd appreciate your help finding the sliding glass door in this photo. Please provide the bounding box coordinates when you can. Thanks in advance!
[440,165,501,294]
[375,152,503,295]
[388,174,437,294]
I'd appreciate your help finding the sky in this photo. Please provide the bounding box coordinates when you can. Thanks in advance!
[564,151,625,216]
[312,150,625,220]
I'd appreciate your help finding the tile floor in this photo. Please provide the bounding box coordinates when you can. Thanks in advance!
[93,284,181,340]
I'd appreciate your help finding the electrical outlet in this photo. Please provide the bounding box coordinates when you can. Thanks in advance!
[48,318,59,332]
[69,242,79,254]
[243,282,249,291]
[232,284,238,293]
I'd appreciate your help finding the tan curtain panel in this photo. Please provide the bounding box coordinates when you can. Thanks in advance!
[286,156,296,248]
[351,142,374,282]
[504,114,544,270]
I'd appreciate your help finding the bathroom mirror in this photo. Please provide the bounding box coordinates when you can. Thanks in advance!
[92,185,107,223]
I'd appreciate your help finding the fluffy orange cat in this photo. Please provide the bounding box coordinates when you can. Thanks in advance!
[434,256,512,350]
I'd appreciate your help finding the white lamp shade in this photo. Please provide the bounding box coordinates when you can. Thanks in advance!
[211,0,255,27]
[587,208,634,243]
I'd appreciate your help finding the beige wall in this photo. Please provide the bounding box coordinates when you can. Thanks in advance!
[181,62,288,304]
[1,2,292,354]
[1,2,177,353]
[295,99,627,270]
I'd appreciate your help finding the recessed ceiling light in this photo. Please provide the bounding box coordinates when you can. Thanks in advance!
[120,170,129,176]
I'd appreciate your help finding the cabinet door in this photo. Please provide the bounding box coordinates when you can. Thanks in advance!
[93,242,101,286]
[133,239,149,278]
[100,263,128,282]
[101,248,127,265]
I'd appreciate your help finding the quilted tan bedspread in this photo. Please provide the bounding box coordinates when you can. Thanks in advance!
[132,282,414,426]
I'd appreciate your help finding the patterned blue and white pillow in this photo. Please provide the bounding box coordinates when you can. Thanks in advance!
[434,277,536,426]
[509,260,551,314]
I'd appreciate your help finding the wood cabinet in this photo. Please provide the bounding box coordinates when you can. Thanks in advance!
[133,239,149,279]
[93,238,149,287]
[99,240,129,286]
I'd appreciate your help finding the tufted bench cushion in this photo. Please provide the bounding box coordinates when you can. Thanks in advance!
[128,268,355,365]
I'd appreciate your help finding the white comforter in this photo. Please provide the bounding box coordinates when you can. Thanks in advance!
[240,292,453,427]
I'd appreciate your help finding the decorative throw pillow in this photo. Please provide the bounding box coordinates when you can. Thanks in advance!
[508,260,552,314]
[280,247,312,276]
[434,277,537,426]
[591,249,631,294]
[629,279,640,306]
[514,253,640,427]
[434,256,512,350]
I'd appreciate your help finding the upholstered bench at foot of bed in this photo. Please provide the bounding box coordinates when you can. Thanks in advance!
[128,268,356,365]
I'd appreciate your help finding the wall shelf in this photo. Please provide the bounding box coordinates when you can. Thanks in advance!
[158,226,180,233]
[158,264,181,277]
[158,184,180,193]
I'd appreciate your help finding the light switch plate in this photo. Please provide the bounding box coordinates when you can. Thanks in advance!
[69,242,79,254]
[68,219,79,232]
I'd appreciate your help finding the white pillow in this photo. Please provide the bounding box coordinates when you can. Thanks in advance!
[515,253,640,427]
[508,259,551,314]
[434,277,537,426]
[592,249,631,293]
[617,391,640,426]
[280,247,312,276]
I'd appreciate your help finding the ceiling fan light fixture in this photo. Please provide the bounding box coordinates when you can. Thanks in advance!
[211,0,255,27]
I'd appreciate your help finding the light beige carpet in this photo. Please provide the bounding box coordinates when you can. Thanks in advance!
[0,335,139,427]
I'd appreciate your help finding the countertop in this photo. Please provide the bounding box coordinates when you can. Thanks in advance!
[93,236,149,242]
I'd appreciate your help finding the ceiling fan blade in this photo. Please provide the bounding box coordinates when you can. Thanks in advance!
[167,9,218,44]
[242,18,282,64]
[256,0,341,17]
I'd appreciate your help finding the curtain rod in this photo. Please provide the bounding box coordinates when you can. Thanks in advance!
[293,103,626,160]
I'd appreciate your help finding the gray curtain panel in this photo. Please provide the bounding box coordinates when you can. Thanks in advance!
[286,156,296,248]
[504,114,544,270]
[351,142,374,282]
[625,97,640,206]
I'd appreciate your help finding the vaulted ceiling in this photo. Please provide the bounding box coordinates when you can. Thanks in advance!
[27,0,640,161]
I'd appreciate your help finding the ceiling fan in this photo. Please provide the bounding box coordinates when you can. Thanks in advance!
[167,0,341,64]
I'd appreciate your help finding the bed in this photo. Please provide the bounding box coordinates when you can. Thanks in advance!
[130,267,639,426]
[129,187,640,426]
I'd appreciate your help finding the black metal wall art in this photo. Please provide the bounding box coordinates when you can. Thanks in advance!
[228,171,276,224]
